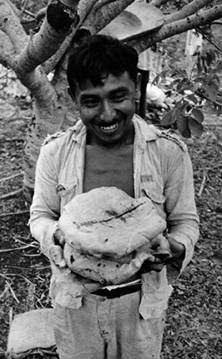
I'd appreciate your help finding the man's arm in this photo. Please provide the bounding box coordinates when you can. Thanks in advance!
[164,143,199,279]
[29,143,61,259]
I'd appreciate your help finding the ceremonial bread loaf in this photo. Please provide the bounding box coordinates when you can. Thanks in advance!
[59,187,166,284]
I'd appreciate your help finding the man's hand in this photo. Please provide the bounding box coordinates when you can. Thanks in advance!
[49,228,67,268]
[140,235,185,273]
[166,236,185,271]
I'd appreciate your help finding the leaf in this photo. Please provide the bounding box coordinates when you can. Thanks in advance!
[206,50,216,66]
[186,94,198,104]
[216,60,222,72]
[176,115,191,138]
[204,83,218,101]
[151,70,168,85]
[161,109,176,126]
[176,78,192,94]
[181,102,192,117]
[188,118,203,137]
[190,108,204,123]
[207,73,220,88]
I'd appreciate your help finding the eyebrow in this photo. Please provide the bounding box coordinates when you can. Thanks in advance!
[109,87,129,95]
[80,94,99,100]
[79,85,131,104]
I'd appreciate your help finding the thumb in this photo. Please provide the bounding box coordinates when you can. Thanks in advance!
[151,235,172,260]
[54,228,66,247]
[49,245,67,268]
[167,237,185,259]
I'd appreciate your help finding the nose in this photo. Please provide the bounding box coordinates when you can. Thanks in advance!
[100,100,115,122]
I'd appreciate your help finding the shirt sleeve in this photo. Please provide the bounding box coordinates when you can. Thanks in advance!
[29,144,60,258]
[163,143,199,280]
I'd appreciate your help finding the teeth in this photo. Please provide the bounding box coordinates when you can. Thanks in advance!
[100,123,119,132]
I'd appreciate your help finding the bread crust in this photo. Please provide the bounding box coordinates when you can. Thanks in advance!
[59,187,167,284]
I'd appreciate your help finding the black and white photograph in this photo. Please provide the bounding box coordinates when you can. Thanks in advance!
[0,1,221,358]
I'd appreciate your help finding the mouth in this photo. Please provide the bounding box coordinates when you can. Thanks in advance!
[98,121,120,134]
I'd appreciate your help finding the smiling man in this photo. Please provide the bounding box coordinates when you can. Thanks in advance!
[77,71,136,197]
[29,35,199,359]
[76,72,135,145]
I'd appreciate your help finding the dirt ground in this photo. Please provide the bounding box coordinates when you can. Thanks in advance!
[0,92,222,359]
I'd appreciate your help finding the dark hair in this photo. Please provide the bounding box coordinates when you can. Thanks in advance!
[67,34,138,96]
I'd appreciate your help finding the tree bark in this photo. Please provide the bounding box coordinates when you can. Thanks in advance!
[127,4,222,53]
[0,0,80,197]
[44,0,134,74]
[165,0,210,24]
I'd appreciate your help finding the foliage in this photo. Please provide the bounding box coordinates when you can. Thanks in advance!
[146,45,222,138]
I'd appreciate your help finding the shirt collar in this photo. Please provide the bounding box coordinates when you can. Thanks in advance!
[133,114,158,144]
[71,120,86,144]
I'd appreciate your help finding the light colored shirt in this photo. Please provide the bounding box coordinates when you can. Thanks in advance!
[29,115,199,318]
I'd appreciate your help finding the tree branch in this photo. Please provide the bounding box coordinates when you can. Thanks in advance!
[14,1,80,77]
[165,0,209,24]
[0,31,16,67]
[43,0,134,73]
[0,188,23,201]
[15,21,70,76]
[4,0,20,18]
[59,0,79,8]
[0,171,23,183]
[42,0,101,73]
[20,69,56,105]
[81,0,134,35]
[127,4,222,53]
[0,0,28,53]
[94,0,119,12]
[43,30,77,74]
[78,0,103,23]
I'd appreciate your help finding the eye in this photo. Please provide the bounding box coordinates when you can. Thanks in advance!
[81,97,99,108]
[111,92,128,103]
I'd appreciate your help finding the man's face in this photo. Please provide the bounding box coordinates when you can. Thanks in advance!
[75,72,137,146]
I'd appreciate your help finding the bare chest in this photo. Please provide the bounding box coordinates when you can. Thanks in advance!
[83,144,134,197]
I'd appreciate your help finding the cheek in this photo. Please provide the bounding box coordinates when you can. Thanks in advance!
[79,108,97,124]
[117,99,135,114]
[120,100,136,118]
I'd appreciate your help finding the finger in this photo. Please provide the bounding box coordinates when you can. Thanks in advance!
[151,235,172,259]
[151,262,165,272]
[167,237,185,259]
[144,261,165,273]
[154,251,172,261]
[151,235,170,250]
[54,228,66,246]
[49,245,66,267]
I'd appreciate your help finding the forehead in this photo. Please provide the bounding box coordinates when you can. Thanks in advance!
[76,72,136,97]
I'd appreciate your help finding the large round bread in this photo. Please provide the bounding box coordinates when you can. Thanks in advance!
[63,243,155,285]
[59,187,166,259]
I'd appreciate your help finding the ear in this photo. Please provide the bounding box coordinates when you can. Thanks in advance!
[135,72,142,101]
